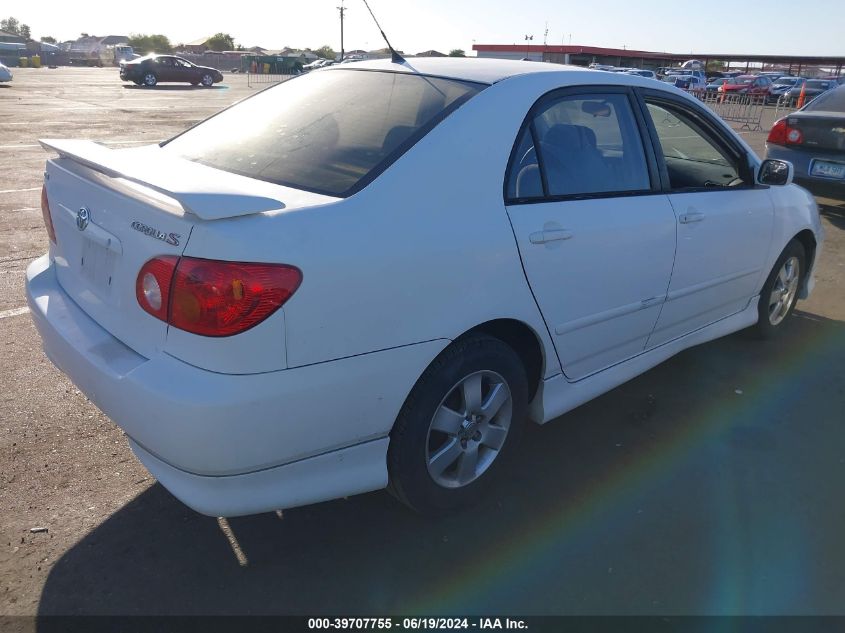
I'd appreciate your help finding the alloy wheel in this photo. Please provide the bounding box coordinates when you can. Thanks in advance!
[425,370,512,488]
[768,256,800,326]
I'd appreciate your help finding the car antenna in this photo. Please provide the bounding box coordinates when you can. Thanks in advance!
[361,0,405,64]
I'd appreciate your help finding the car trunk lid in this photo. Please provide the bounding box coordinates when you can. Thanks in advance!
[787,112,845,153]
[41,140,335,359]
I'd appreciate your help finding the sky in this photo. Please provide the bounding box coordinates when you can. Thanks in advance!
[17,0,845,57]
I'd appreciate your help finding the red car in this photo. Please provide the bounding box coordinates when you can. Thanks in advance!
[719,75,773,97]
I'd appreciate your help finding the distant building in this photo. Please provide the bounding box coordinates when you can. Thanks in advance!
[0,29,26,44]
[473,43,845,77]
[183,37,212,54]
[416,49,446,57]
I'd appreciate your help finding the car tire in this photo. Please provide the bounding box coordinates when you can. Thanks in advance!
[142,72,157,87]
[753,240,806,339]
[200,73,214,87]
[387,334,528,514]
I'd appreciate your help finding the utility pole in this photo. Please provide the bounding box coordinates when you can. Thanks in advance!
[337,1,346,62]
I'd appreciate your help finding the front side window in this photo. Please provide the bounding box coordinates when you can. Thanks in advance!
[507,92,651,199]
[645,100,745,189]
[164,70,484,197]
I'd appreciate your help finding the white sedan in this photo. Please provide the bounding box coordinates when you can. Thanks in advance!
[27,58,822,516]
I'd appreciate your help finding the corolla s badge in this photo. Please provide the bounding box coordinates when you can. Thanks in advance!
[130,220,181,246]
[76,207,90,231]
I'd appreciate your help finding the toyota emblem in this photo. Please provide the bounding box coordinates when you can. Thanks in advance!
[76,207,90,231]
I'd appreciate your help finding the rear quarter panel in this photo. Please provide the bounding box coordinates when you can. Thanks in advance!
[182,74,571,377]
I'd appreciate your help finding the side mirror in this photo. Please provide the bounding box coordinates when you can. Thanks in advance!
[758,159,794,186]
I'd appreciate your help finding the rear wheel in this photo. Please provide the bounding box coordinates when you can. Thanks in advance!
[388,334,528,514]
[753,240,805,338]
[142,72,157,87]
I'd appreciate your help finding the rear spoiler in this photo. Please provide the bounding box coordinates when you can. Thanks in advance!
[39,139,287,221]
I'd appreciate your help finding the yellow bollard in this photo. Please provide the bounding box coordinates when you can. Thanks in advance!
[19,56,28,68]
[31,55,41,68]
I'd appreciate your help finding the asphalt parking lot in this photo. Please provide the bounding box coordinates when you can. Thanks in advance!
[1,67,844,617]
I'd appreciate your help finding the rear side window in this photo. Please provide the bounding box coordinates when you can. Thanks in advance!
[163,70,484,197]
[506,92,651,200]
[804,87,845,112]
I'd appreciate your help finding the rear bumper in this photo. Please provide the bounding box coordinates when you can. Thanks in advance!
[766,144,845,199]
[130,437,389,517]
[26,254,446,515]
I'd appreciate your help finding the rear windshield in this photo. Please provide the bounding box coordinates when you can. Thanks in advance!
[163,69,485,197]
[806,81,832,90]
[734,77,754,85]
[804,87,845,112]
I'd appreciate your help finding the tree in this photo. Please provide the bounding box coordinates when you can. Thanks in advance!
[19,23,30,39]
[205,33,234,51]
[314,45,335,60]
[127,33,173,54]
[1,16,20,34]
[448,49,465,57]
[40,36,56,44]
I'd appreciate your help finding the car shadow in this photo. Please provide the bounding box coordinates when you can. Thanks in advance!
[36,310,845,617]
[818,199,845,231]
[122,85,226,91]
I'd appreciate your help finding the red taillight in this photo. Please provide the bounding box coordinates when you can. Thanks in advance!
[40,185,57,244]
[767,118,804,145]
[136,256,302,337]
[136,256,178,322]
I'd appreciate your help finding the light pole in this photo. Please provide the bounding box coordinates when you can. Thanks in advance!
[337,1,346,62]
[524,34,533,60]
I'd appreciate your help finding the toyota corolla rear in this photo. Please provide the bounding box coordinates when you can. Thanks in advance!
[26,67,485,515]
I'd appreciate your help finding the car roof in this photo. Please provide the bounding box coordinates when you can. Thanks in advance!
[323,57,579,85]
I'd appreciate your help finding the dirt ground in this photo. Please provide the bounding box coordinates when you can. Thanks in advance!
[1,67,844,617]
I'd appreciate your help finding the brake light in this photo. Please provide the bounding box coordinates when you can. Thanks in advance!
[767,118,804,145]
[40,185,57,244]
[136,256,178,321]
[136,256,302,337]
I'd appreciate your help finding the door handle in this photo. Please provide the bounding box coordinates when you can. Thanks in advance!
[529,229,573,244]
[679,211,705,224]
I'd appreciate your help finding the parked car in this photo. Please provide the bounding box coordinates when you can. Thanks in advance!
[706,77,728,92]
[766,85,845,197]
[119,54,224,87]
[719,75,773,98]
[303,58,335,71]
[29,59,822,516]
[302,59,324,71]
[625,69,657,79]
[784,79,837,104]
[771,77,805,102]
[0,62,11,82]
[662,71,706,90]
